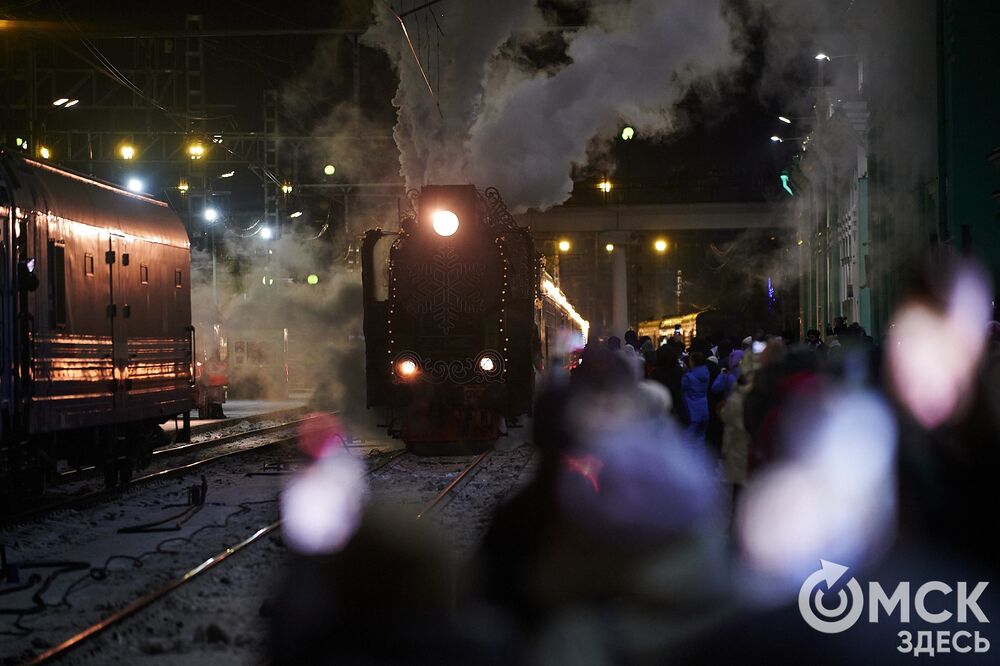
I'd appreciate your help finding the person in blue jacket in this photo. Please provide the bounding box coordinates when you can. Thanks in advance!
[681,351,710,443]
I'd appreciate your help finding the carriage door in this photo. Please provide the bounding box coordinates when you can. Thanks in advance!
[109,235,130,410]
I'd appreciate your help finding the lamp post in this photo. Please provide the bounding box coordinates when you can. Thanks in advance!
[203,207,220,326]
[815,53,863,94]
[770,135,809,144]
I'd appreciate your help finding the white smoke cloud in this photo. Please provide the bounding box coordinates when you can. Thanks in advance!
[368,0,743,211]
[365,1,542,189]
[469,0,741,210]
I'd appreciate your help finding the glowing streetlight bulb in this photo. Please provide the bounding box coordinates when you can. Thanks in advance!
[260,226,273,240]
[770,136,782,143]
[605,243,614,253]
[558,239,571,253]
[203,207,219,222]
[815,53,831,61]
[323,164,336,176]
[778,116,792,124]
[126,177,144,193]
[654,238,668,253]
[598,180,612,193]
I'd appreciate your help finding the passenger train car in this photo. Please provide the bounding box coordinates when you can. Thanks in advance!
[0,150,194,489]
[638,309,746,348]
[361,185,587,447]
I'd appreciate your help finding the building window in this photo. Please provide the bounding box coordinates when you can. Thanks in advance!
[174,268,183,288]
[49,241,67,327]
[84,253,94,276]
[140,264,149,284]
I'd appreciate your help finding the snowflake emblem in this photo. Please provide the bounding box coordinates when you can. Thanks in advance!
[399,247,487,334]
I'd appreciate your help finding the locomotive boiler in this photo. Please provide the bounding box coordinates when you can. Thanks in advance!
[361,185,587,448]
[0,150,194,489]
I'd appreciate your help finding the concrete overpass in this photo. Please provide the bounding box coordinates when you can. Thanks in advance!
[515,201,791,337]
[515,201,791,233]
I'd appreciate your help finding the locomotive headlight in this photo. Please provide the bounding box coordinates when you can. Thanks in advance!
[431,209,459,237]
[479,357,495,372]
[397,359,418,378]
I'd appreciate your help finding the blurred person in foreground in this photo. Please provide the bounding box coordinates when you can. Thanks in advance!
[685,254,1000,664]
[271,430,513,665]
[475,346,732,664]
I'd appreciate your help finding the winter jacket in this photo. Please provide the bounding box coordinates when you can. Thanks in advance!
[681,364,710,424]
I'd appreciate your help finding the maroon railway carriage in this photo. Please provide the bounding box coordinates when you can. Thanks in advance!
[0,150,193,489]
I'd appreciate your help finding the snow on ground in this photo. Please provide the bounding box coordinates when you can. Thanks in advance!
[1,429,538,665]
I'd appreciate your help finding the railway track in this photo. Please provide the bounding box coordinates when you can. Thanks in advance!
[52,411,318,486]
[23,449,491,665]
[0,414,331,530]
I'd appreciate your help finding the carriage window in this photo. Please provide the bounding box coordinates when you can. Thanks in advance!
[84,253,95,276]
[49,241,67,327]
[140,264,149,284]
[174,268,183,288]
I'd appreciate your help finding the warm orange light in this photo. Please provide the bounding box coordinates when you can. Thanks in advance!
[397,359,418,378]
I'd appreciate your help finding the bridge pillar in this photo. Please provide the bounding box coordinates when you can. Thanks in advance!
[612,247,628,335]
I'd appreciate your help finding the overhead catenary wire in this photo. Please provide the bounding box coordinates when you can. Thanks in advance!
[387,2,444,120]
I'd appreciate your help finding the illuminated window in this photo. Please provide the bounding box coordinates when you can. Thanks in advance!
[49,241,67,327]
[174,268,183,288]
[140,264,149,284]
[84,253,94,276]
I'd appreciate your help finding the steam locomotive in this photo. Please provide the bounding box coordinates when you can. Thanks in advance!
[1,150,194,490]
[361,185,587,447]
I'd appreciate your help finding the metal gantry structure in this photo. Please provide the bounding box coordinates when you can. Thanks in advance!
[0,15,399,241]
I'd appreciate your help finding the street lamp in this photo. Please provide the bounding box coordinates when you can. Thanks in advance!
[778,115,812,124]
[654,238,668,253]
[605,243,615,253]
[126,177,144,193]
[597,180,612,193]
[187,141,205,160]
[323,164,336,176]
[119,144,136,160]
[260,226,273,240]
[38,146,51,159]
[203,207,219,222]
[770,135,808,143]
[558,239,571,253]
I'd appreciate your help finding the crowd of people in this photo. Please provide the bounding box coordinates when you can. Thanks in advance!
[271,257,1000,664]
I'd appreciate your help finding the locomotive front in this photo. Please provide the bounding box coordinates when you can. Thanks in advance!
[362,185,535,446]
